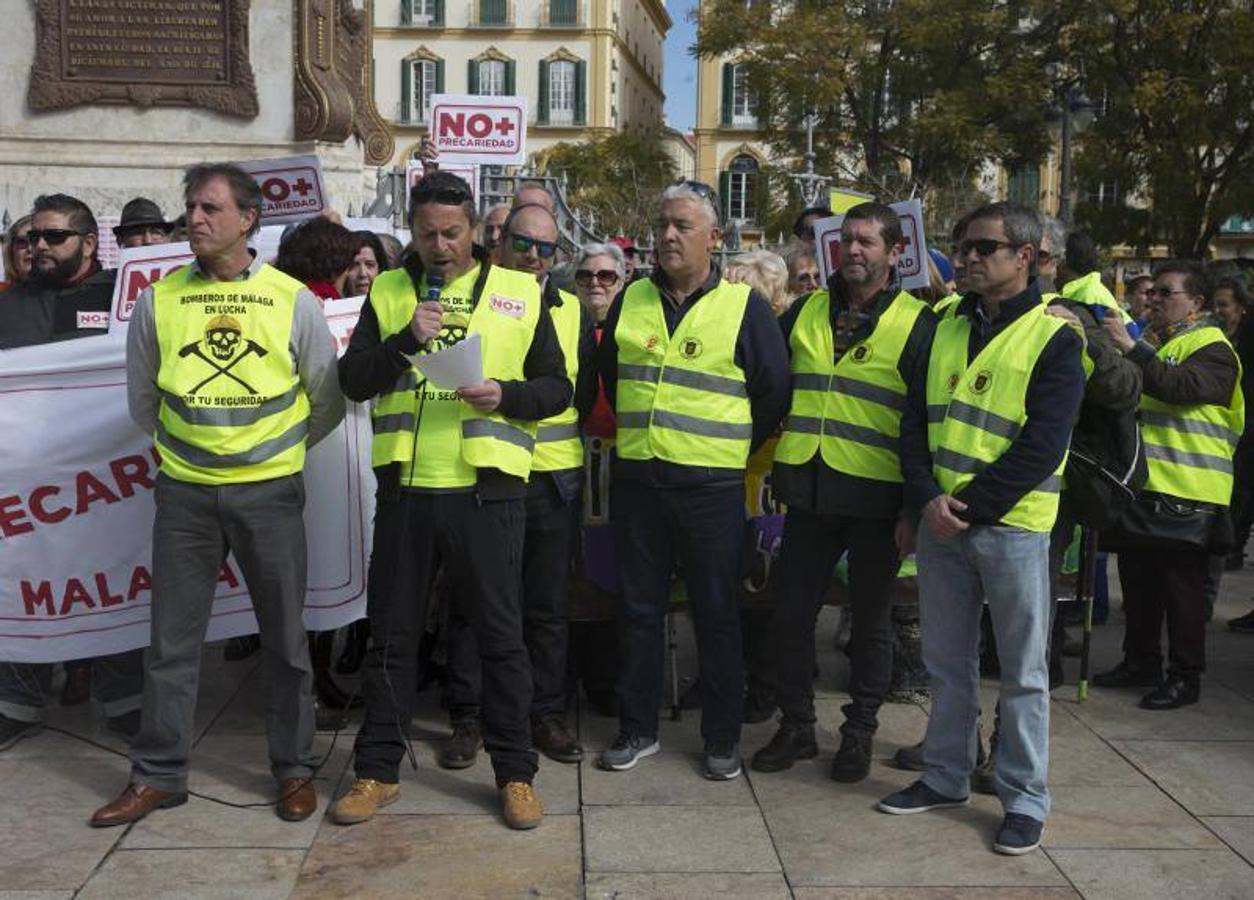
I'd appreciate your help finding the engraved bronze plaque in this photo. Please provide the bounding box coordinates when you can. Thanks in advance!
[28,0,259,117]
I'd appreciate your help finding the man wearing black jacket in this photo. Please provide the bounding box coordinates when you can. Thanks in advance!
[595,182,790,780]
[330,172,571,831]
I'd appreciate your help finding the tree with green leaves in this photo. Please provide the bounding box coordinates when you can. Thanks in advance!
[532,127,679,238]
[1070,0,1254,259]
[694,0,1064,230]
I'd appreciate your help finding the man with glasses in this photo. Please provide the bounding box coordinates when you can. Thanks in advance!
[0,193,115,349]
[480,204,510,261]
[333,171,570,830]
[595,181,790,780]
[879,203,1085,856]
[112,198,174,249]
[440,203,596,770]
[792,205,835,247]
[753,203,936,782]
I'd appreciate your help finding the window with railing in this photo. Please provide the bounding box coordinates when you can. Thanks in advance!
[549,60,575,125]
[548,0,578,26]
[479,0,508,25]
[721,64,756,128]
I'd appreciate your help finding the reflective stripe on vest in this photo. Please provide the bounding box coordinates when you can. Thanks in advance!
[153,263,311,485]
[774,288,926,483]
[532,289,584,473]
[1139,324,1244,505]
[925,303,1072,532]
[615,278,752,467]
[366,265,542,482]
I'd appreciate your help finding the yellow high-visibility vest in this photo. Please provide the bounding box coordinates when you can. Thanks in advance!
[532,288,584,473]
[153,263,311,485]
[926,303,1074,532]
[774,288,927,483]
[1140,324,1244,505]
[368,265,543,482]
[615,278,752,468]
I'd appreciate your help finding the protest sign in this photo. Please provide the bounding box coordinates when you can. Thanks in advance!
[429,94,528,167]
[405,160,479,201]
[234,155,329,225]
[810,200,930,292]
[95,216,121,270]
[0,299,373,664]
[109,241,195,326]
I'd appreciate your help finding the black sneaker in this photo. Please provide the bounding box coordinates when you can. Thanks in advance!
[750,723,818,773]
[1092,660,1162,689]
[597,732,660,771]
[0,714,42,752]
[742,683,777,724]
[1228,609,1254,634]
[877,779,969,815]
[830,731,872,783]
[993,812,1044,855]
[703,742,742,780]
[1139,676,1200,710]
[891,740,925,772]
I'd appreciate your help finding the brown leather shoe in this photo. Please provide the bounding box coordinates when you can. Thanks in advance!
[533,716,583,764]
[90,783,187,828]
[276,777,318,822]
[437,720,482,770]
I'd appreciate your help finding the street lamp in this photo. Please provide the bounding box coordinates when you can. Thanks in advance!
[1047,66,1100,225]
[789,110,831,208]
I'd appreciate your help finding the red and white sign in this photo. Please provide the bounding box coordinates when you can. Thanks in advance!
[406,160,479,201]
[429,94,528,166]
[489,294,526,319]
[76,310,110,330]
[810,199,931,292]
[235,154,329,225]
[109,241,195,325]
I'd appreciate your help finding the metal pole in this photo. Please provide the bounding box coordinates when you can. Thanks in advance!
[1059,87,1074,226]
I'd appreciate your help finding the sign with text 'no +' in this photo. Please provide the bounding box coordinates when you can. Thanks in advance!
[429,94,528,167]
[234,155,329,225]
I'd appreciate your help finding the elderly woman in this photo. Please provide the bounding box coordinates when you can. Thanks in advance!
[1,215,33,291]
[726,249,791,316]
[1098,261,1244,709]
[573,241,626,324]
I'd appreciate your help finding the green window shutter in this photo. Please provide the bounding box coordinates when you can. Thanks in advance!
[401,0,412,25]
[720,64,733,127]
[752,170,769,226]
[400,60,411,123]
[433,0,444,25]
[505,60,516,96]
[468,59,479,95]
[574,59,587,125]
[435,59,444,94]
[718,171,732,221]
[537,60,549,125]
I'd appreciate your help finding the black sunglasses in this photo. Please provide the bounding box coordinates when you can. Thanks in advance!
[28,228,91,246]
[10,237,30,251]
[670,180,723,224]
[958,238,1016,258]
[510,234,558,258]
[575,268,619,287]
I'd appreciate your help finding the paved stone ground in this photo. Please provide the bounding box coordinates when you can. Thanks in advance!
[3,562,1253,899]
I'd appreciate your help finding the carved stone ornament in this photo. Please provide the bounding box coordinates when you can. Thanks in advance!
[294,0,394,166]
[27,0,259,117]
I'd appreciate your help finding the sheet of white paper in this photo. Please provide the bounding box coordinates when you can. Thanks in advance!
[407,333,484,390]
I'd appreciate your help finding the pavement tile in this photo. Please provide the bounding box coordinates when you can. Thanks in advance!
[583,805,779,873]
[1113,740,1254,816]
[1200,816,1254,865]
[792,889,1081,899]
[77,848,306,900]
[121,733,351,849]
[292,813,582,899]
[1060,681,1254,741]
[1046,848,1254,900]
[360,751,580,816]
[752,762,1067,887]
[813,697,932,756]
[1043,786,1223,850]
[0,757,131,891]
[585,872,792,899]
[0,893,77,899]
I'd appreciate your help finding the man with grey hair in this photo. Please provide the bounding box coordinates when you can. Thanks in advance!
[1036,215,1066,293]
[880,202,1085,856]
[480,204,510,260]
[93,162,345,828]
[595,180,790,780]
[513,181,557,214]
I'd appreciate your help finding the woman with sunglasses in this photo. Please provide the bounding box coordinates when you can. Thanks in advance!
[573,242,625,324]
[1,215,33,291]
[1098,261,1243,709]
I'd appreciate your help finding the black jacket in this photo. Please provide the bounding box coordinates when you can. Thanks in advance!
[338,246,571,500]
[0,267,116,349]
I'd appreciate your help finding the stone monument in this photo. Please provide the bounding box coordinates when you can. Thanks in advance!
[1,0,393,230]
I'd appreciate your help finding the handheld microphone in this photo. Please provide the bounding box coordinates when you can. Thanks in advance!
[425,270,444,303]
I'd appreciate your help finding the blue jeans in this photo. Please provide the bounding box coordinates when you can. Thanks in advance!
[918,521,1052,821]
[0,652,144,723]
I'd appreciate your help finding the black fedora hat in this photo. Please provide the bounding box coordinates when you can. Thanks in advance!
[113,198,172,237]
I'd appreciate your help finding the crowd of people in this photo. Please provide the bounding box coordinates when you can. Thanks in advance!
[1,161,1251,856]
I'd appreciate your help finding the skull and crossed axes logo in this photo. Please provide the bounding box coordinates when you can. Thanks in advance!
[178,315,268,395]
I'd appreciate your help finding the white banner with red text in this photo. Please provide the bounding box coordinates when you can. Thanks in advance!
[0,298,372,663]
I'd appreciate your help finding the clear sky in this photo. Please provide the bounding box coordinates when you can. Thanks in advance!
[663,0,699,132]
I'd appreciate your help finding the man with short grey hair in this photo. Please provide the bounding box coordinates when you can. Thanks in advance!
[595,180,789,780]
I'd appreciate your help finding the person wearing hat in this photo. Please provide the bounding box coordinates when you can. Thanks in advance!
[113,198,173,249]
[608,235,640,284]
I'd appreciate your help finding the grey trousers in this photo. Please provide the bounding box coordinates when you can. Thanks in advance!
[129,473,317,792]
[0,651,144,723]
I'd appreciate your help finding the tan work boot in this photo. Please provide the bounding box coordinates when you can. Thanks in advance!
[500,781,543,830]
[329,778,399,825]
